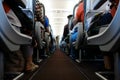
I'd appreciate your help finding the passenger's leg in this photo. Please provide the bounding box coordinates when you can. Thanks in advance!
[39,48,47,59]
[21,46,38,71]
[104,55,113,70]
[5,50,25,72]
[70,32,78,60]
[70,45,76,60]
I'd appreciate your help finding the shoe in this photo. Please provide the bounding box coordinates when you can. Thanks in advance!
[32,63,39,68]
[25,63,39,72]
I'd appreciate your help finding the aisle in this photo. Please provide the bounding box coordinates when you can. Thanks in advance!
[31,49,87,80]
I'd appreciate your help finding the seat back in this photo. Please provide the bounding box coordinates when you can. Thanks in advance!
[85,0,110,31]
[87,1,120,52]
[87,0,110,18]
[75,22,83,49]
[35,21,44,49]
[0,0,32,51]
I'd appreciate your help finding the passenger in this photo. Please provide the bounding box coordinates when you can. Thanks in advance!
[51,38,56,52]
[61,23,69,53]
[56,36,59,48]
[34,1,45,60]
[35,2,49,59]
[35,2,51,36]
[3,0,38,72]
[35,2,51,56]
[61,40,67,52]
[69,0,84,60]
[70,26,79,60]
[72,0,84,29]
[62,14,70,41]
[63,24,69,39]
[35,2,44,24]
[62,15,73,54]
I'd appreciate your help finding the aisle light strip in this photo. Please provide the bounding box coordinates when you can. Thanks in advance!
[95,72,108,80]
[13,73,24,80]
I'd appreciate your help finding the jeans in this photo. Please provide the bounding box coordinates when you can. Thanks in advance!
[69,32,78,60]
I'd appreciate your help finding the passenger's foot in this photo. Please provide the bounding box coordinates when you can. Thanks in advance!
[25,63,39,72]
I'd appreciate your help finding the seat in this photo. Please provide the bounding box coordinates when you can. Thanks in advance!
[87,1,120,50]
[74,0,108,63]
[86,0,110,19]
[87,1,120,80]
[0,0,32,51]
[74,22,84,50]
[0,0,32,79]
[35,21,44,49]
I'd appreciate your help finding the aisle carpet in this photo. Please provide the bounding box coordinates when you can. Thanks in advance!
[31,49,88,80]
